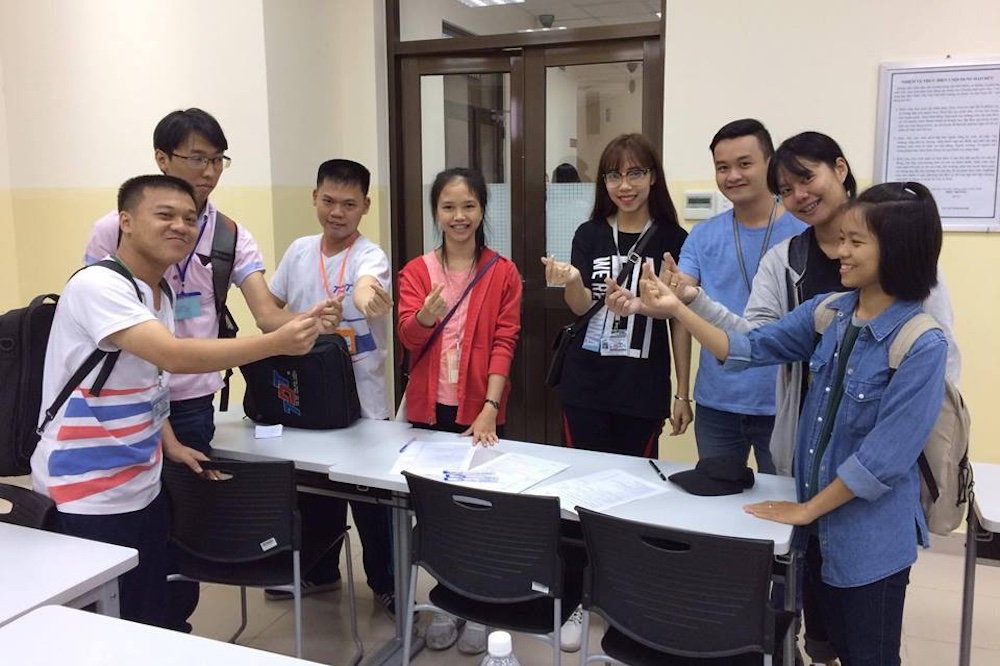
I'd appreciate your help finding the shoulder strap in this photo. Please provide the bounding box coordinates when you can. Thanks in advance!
[888,313,941,370]
[93,258,174,306]
[410,252,501,370]
[812,292,843,334]
[211,212,238,316]
[788,230,809,276]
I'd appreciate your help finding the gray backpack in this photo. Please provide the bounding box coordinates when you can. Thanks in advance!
[813,293,972,535]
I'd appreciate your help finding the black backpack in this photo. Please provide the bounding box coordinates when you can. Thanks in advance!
[0,260,172,476]
[240,334,361,430]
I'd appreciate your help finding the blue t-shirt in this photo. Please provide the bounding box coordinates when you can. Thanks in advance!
[679,209,806,414]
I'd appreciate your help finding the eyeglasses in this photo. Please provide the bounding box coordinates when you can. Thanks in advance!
[603,167,650,187]
[170,153,232,170]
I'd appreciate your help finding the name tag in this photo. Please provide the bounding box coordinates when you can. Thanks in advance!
[175,292,202,321]
[600,330,630,356]
[337,326,357,355]
[150,385,171,429]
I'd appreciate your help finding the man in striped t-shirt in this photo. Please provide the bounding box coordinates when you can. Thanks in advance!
[31,175,321,627]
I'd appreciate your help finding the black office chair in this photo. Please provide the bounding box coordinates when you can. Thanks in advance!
[161,460,363,663]
[577,507,793,666]
[401,471,583,665]
[0,482,56,529]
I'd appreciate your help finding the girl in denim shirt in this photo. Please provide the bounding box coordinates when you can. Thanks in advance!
[610,182,948,666]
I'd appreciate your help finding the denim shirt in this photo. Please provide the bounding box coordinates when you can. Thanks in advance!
[725,291,948,587]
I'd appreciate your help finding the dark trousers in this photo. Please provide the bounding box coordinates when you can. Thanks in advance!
[807,535,909,666]
[561,405,663,458]
[57,492,169,627]
[299,492,395,594]
[694,404,776,474]
[409,403,506,438]
[164,395,216,632]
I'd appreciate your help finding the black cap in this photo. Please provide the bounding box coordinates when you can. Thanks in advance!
[668,453,755,496]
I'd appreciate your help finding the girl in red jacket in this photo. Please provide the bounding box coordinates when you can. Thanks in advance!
[398,167,523,447]
[397,167,523,654]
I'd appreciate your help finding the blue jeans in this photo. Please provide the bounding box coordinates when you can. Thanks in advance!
[809,536,909,666]
[694,404,776,474]
[58,492,169,627]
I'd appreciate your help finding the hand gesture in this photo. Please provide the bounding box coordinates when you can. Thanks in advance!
[358,283,393,319]
[659,253,699,305]
[604,277,642,316]
[273,312,320,356]
[638,263,682,316]
[416,283,447,327]
[315,294,344,333]
[541,255,581,287]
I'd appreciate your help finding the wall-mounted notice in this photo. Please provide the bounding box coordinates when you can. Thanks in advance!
[875,59,1000,231]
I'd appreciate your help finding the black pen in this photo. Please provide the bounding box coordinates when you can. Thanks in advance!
[648,459,667,481]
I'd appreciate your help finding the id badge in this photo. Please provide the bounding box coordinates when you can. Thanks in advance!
[445,348,460,383]
[175,292,202,321]
[600,330,630,356]
[581,313,604,352]
[337,327,357,355]
[150,385,171,429]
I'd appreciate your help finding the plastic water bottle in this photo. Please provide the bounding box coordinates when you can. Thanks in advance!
[480,630,521,666]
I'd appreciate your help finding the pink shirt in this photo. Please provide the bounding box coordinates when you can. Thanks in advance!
[423,255,473,406]
[84,201,265,401]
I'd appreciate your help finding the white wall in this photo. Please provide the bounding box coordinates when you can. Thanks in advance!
[0,49,18,311]
[546,67,579,177]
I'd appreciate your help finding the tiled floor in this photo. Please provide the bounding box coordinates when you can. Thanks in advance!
[188,529,1000,666]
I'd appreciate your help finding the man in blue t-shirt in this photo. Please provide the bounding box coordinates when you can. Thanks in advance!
[677,119,805,472]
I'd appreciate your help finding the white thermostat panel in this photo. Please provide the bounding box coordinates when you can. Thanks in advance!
[684,190,732,220]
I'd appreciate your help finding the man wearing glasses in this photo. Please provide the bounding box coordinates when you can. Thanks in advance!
[83,108,339,632]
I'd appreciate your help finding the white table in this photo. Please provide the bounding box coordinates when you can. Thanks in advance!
[0,605,326,665]
[0,522,138,626]
[959,462,1000,666]
[211,413,798,665]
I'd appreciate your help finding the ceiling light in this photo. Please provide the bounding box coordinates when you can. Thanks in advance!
[456,0,526,7]
[517,26,567,32]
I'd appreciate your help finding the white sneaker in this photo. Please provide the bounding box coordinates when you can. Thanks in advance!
[425,612,460,650]
[457,622,488,654]
[560,605,585,652]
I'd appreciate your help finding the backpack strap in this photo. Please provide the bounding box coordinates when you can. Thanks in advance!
[812,292,843,334]
[212,213,240,411]
[93,258,174,306]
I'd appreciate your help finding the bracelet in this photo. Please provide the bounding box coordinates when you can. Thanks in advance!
[674,394,693,403]
[484,398,500,410]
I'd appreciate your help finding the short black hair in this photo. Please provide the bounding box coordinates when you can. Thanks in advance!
[709,118,774,159]
[767,131,857,199]
[590,133,680,229]
[117,174,196,213]
[847,181,941,301]
[153,108,228,154]
[317,159,371,195]
[552,163,581,183]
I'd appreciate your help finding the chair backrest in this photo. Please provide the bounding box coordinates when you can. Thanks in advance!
[162,460,298,563]
[578,507,776,659]
[403,471,564,603]
[0,482,56,529]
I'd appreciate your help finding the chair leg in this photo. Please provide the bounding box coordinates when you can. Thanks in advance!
[402,564,420,666]
[552,597,562,666]
[293,550,303,659]
[229,586,249,644]
[342,531,364,666]
[580,608,591,666]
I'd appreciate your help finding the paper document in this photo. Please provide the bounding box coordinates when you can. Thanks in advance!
[442,452,569,493]
[254,424,283,439]
[532,469,668,513]
[390,439,476,477]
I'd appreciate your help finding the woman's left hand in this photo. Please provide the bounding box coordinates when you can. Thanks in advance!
[669,397,693,435]
[462,407,500,447]
[744,500,814,525]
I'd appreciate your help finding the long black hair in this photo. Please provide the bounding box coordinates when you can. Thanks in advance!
[589,133,680,229]
[430,167,489,268]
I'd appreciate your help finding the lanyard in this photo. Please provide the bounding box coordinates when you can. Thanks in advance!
[174,215,210,291]
[319,237,355,299]
[610,218,653,277]
[732,202,777,293]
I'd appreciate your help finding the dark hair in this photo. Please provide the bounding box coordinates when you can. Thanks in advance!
[590,133,680,228]
[117,174,196,213]
[766,131,857,199]
[153,108,228,154]
[317,158,371,195]
[709,118,774,159]
[430,167,489,266]
[552,162,581,183]
[845,182,941,301]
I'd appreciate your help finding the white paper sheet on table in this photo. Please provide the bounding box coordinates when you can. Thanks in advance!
[531,468,668,513]
[390,439,476,477]
[442,452,570,493]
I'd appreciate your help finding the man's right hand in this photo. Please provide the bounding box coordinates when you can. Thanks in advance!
[271,312,320,356]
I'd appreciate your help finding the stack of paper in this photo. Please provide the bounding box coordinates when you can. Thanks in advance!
[532,469,668,513]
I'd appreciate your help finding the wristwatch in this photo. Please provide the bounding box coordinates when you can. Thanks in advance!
[484,398,500,410]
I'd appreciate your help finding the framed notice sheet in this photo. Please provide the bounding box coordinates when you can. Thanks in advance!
[874,59,1000,231]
